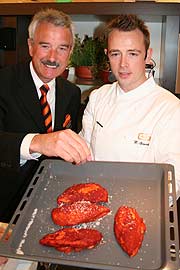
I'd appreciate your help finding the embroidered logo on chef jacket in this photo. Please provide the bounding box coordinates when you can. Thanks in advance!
[134,133,151,146]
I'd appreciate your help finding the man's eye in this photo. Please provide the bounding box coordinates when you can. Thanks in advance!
[57,46,69,54]
[41,44,49,49]
[59,46,68,51]
[129,52,138,57]
[109,52,120,58]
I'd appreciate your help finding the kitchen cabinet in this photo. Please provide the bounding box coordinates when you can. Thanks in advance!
[0,1,179,92]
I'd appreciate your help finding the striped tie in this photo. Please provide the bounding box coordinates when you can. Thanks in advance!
[40,84,52,133]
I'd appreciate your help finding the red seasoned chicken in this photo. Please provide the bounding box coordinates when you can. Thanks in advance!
[57,182,108,204]
[52,201,110,226]
[39,228,103,253]
[114,206,146,257]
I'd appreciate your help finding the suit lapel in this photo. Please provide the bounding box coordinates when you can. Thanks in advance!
[16,63,45,132]
[16,64,73,133]
[54,77,70,131]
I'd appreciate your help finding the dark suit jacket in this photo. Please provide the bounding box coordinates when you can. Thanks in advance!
[0,62,81,222]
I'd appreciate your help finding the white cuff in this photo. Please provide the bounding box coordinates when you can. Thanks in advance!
[20,133,41,161]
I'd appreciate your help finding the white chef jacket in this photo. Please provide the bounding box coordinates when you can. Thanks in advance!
[80,76,180,199]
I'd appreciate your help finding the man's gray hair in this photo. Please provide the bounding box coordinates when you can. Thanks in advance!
[28,8,74,43]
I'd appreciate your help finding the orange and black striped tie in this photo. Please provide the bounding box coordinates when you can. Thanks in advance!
[40,84,52,133]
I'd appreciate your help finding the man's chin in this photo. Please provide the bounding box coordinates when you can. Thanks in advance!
[43,70,60,79]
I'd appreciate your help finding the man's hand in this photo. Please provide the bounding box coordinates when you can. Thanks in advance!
[30,129,92,165]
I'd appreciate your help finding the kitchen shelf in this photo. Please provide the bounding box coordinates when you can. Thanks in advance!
[0,2,180,15]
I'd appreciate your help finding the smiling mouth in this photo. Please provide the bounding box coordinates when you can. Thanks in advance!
[45,64,57,69]
[41,60,60,69]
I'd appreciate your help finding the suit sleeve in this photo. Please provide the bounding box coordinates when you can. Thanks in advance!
[0,132,25,170]
[70,87,81,132]
[0,68,26,170]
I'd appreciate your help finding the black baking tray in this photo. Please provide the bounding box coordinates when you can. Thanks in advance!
[0,159,179,270]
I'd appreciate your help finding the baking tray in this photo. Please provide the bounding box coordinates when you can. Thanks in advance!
[0,159,179,270]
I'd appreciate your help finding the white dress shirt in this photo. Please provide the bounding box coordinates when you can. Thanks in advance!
[20,62,55,165]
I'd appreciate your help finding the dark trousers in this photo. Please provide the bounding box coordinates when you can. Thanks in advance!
[0,160,39,222]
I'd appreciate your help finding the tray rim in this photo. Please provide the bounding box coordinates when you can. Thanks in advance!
[0,159,179,270]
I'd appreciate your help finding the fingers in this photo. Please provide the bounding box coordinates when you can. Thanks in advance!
[30,130,92,165]
[66,129,92,163]
[56,130,92,164]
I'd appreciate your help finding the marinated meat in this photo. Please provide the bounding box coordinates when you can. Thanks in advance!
[39,228,103,253]
[52,201,110,226]
[114,205,146,257]
[57,182,108,204]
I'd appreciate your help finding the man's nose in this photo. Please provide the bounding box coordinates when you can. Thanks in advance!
[120,55,128,67]
[48,48,57,60]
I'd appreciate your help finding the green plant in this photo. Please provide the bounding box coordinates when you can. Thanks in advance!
[70,34,108,78]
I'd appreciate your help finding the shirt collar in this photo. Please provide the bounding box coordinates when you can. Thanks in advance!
[30,61,55,91]
[117,76,156,97]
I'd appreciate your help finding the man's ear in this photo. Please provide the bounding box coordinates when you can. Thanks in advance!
[145,48,153,64]
[104,48,108,55]
[27,38,33,57]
